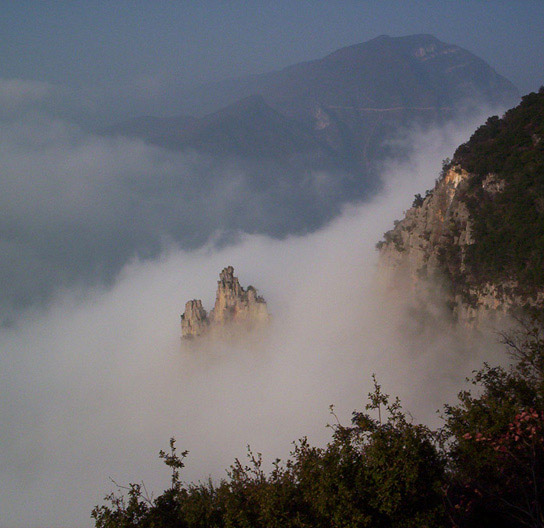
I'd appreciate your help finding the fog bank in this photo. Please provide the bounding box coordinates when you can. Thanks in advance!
[0,116,513,528]
[0,77,511,326]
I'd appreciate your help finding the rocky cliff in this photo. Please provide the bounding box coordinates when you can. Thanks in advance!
[378,165,491,322]
[378,89,544,323]
[181,266,270,339]
[180,300,209,338]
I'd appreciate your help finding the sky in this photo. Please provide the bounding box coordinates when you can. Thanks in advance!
[1,1,543,124]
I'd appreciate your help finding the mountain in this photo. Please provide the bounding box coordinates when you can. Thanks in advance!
[109,95,334,162]
[181,34,518,116]
[378,88,544,323]
[106,34,518,196]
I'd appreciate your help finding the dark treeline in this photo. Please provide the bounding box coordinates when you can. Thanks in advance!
[92,315,544,528]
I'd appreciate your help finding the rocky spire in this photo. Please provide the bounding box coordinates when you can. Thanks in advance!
[181,266,269,339]
[180,300,209,338]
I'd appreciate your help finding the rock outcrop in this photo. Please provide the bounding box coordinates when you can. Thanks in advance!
[378,164,543,323]
[379,166,471,282]
[378,89,544,324]
[181,300,209,339]
[378,166,478,321]
[181,266,270,339]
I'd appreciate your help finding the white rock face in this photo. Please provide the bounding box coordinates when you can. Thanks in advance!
[378,166,541,324]
[379,167,472,284]
[181,266,270,339]
[181,300,209,338]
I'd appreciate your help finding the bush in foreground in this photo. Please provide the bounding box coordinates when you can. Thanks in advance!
[93,317,544,528]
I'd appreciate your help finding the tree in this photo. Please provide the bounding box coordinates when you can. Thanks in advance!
[92,438,189,528]
[443,315,544,527]
[92,316,544,527]
[293,377,446,528]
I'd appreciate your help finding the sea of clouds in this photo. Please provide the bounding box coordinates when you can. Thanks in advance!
[0,79,511,527]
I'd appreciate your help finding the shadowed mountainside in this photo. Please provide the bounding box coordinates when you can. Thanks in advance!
[107,34,518,195]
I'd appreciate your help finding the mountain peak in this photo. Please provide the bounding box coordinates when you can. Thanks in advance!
[105,33,519,222]
[181,267,270,339]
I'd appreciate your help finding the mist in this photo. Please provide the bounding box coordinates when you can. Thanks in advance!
[0,75,512,326]
[0,111,513,527]
[0,78,357,323]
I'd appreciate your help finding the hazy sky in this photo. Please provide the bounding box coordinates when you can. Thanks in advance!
[2,1,543,123]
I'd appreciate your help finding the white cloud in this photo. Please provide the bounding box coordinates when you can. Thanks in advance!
[0,116,510,528]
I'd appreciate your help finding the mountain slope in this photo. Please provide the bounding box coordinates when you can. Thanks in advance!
[379,88,544,322]
[107,34,518,195]
[108,95,334,161]
[183,34,518,116]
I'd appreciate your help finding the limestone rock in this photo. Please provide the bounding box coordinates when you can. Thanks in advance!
[181,300,209,338]
[181,266,270,339]
[378,91,544,325]
[378,166,532,324]
[379,167,472,285]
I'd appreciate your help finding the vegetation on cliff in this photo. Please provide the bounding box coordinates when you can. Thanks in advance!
[454,88,544,298]
[93,317,544,528]
[378,88,544,317]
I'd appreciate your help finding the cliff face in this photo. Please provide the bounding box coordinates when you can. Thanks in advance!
[181,266,270,339]
[379,166,471,281]
[378,166,496,321]
[378,90,544,323]
[209,266,270,327]
[181,300,209,339]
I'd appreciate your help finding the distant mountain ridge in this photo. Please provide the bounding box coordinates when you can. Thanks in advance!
[109,95,333,161]
[107,35,518,190]
[183,34,517,115]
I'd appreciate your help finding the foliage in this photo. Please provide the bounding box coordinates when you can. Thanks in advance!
[93,316,544,527]
[443,315,544,527]
[412,193,424,208]
[92,380,446,528]
[453,89,544,296]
